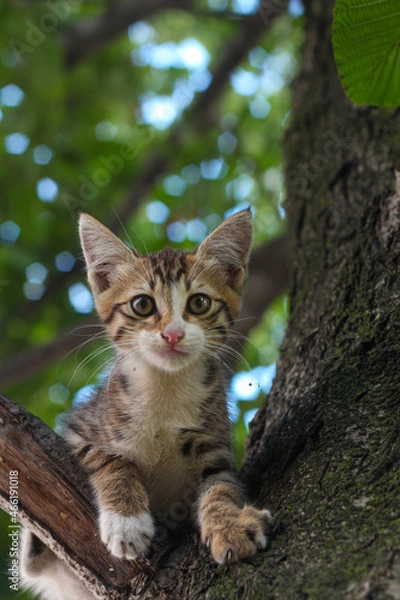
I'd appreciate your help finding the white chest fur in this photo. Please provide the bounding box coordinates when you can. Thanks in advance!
[112,359,206,509]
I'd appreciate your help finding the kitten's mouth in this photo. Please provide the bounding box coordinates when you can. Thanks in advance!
[146,344,195,372]
[156,346,189,357]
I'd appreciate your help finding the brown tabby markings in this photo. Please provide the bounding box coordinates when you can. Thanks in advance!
[21,210,273,600]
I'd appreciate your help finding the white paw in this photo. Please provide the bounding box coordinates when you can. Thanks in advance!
[99,510,155,560]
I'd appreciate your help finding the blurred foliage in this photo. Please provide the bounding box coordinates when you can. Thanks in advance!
[0,2,303,597]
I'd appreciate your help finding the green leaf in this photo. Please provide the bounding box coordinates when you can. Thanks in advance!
[333,0,400,107]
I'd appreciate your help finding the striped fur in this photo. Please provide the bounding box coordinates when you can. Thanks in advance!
[21,210,272,599]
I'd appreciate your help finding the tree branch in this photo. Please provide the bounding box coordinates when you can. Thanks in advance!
[63,0,282,68]
[64,0,193,67]
[0,236,289,388]
[0,320,98,388]
[0,393,136,598]
[192,13,270,118]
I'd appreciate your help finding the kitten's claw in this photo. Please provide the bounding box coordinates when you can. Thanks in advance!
[99,510,155,560]
[202,506,273,565]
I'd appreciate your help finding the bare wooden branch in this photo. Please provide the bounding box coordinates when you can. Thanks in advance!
[0,393,136,597]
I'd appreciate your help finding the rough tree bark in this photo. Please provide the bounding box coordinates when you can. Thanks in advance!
[1,0,399,598]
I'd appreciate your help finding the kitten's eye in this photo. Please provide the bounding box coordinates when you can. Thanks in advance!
[131,295,156,317]
[187,294,212,315]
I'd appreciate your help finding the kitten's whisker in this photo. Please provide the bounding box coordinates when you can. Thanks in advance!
[231,315,258,324]
[61,331,110,366]
[214,340,252,365]
[228,327,257,342]
[73,344,113,373]
[86,356,115,386]
[111,210,139,256]
[205,339,252,372]
[213,353,237,376]
[69,324,105,334]
[68,343,114,387]
[204,329,250,358]
[205,321,267,363]
[112,210,155,285]
[228,330,271,362]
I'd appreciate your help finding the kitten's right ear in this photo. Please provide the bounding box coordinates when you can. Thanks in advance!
[79,213,137,294]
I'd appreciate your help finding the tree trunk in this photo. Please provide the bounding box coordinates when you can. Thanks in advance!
[241,0,400,597]
[1,0,399,598]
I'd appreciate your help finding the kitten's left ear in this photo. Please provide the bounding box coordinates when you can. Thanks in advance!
[79,213,138,294]
[196,209,253,292]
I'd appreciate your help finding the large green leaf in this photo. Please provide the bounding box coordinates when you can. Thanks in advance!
[333,0,400,107]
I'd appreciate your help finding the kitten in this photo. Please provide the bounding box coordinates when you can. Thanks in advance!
[21,209,272,598]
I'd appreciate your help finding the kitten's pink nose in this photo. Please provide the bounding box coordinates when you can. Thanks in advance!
[161,330,184,346]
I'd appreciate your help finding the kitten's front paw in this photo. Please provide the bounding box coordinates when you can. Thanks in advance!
[99,510,155,560]
[202,506,273,565]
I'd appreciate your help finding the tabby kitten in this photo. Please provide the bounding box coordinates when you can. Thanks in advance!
[21,209,272,599]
